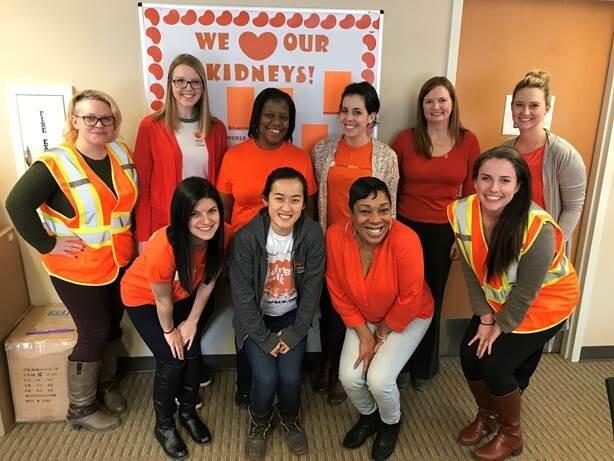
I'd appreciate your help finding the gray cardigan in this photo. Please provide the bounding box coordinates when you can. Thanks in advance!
[230,209,325,353]
[311,135,399,230]
[502,130,586,250]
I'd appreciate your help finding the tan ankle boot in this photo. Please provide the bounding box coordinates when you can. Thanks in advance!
[97,339,127,415]
[67,360,120,431]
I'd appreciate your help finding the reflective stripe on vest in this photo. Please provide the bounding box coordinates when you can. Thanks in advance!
[449,195,572,309]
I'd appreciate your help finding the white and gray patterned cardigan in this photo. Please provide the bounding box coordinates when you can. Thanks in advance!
[311,135,399,231]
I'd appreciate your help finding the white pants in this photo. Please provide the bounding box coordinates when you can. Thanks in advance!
[339,317,432,424]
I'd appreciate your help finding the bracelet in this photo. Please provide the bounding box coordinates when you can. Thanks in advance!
[375,332,389,343]
[480,321,496,326]
[162,326,175,334]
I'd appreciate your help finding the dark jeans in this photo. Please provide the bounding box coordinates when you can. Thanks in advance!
[399,217,455,380]
[318,284,346,371]
[460,316,564,395]
[51,268,125,362]
[243,309,306,417]
[127,295,208,366]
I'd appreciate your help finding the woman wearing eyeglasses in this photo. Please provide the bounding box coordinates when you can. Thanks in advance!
[5,89,137,431]
[134,53,227,252]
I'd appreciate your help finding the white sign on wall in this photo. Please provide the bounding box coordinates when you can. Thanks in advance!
[502,94,555,136]
[138,4,384,152]
[6,85,73,176]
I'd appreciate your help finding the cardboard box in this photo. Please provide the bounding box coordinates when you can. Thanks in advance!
[5,304,76,423]
[0,227,30,435]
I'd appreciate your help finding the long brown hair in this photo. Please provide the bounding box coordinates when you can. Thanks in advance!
[155,54,214,137]
[413,76,466,158]
[472,146,532,281]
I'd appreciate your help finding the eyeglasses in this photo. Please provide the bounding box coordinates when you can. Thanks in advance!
[74,115,115,127]
[172,78,203,89]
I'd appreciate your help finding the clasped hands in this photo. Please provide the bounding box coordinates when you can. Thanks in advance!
[164,319,198,360]
[354,322,391,377]
[269,330,290,357]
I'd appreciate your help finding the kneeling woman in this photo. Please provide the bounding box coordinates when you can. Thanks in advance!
[230,168,325,461]
[448,146,579,460]
[326,177,433,461]
[121,177,227,459]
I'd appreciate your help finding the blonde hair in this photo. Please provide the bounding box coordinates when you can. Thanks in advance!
[156,53,214,137]
[512,70,552,108]
[63,89,122,142]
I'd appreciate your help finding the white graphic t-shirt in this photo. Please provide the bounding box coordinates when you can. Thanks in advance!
[260,229,297,316]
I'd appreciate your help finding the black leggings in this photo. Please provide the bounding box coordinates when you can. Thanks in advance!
[50,271,125,362]
[399,217,455,380]
[318,284,346,370]
[127,295,208,366]
[460,316,564,395]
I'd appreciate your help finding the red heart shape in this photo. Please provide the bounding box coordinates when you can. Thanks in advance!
[362,34,376,51]
[147,46,162,62]
[146,27,161,45]
[144,8,159,26]
[149,83,164,100]
[181,10,196,25]
[287,13,302,28]
[163,9,179,25]
[253,12,269,27]
[356,14,371,29]
[148,64,164,80]
[339,14,355,29]
[199,10,214,25]
[361,70,375,84]
[304,13,320,28]
[373,18,380,29]
[217,10,232,26]
[233,11,249,26]
[151,100,164,111]
[270,12,285,27]
[238,32,277,61]
[362,53,375,69]
[321,14,336,30]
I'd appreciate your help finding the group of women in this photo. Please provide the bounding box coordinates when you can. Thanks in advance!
[5,49,586,461]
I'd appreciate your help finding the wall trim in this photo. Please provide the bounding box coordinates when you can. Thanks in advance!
[446,0,464,84]
[579,346,614,361]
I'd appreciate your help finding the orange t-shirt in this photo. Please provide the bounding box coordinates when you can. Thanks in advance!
[325,220,434,332]
[522,145,546,209]
[216,139,318,234]
[326,137,372,228]
[392,129,481,223]
[120,224,230,307]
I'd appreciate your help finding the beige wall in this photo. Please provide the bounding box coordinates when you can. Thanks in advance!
[1,0,455,355]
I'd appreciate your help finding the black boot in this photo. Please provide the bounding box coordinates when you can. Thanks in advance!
[153,360,188,460]
[178,356,211,444]
[342,411,379,449]
[372,417,401,461]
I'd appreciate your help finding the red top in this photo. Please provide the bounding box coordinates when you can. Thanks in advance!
[392,128,480,223]
[522,145,546,209]
[133,114,228,242]
[326,137,373,228]
[325,220,434,331]
[216,139,318,234]
[121,223,230,307]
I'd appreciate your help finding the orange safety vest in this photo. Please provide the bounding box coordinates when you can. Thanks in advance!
[447,195,579,333]
[38,141,138,285]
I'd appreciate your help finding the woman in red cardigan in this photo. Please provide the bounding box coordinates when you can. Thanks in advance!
[134,53,227,251]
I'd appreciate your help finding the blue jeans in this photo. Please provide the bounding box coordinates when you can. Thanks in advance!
[243,309,306,417]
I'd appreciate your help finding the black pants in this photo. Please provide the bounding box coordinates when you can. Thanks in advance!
[460,316,564,395]
[51,269,125,362]
[399,217,455,380]
[127,295,208,366]
[318,284,346,372]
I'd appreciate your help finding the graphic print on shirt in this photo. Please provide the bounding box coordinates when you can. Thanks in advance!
[260,230,297,316]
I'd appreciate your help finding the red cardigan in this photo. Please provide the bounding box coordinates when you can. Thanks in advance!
[134,114,227,242]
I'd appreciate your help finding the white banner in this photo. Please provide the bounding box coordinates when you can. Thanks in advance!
[138,4,383,151]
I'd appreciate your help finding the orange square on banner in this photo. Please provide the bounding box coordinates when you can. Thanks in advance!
[302,124,329,154]
[227,87,255,130]
[323,71,352,114]
[279,88,294,99]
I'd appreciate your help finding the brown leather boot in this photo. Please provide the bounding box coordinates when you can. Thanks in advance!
[245,409,273,461]
[278,407,309,456]
[458,380,498,446]
[67,360,121,431]
[473,389,523,461]
[97,339,127,415]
